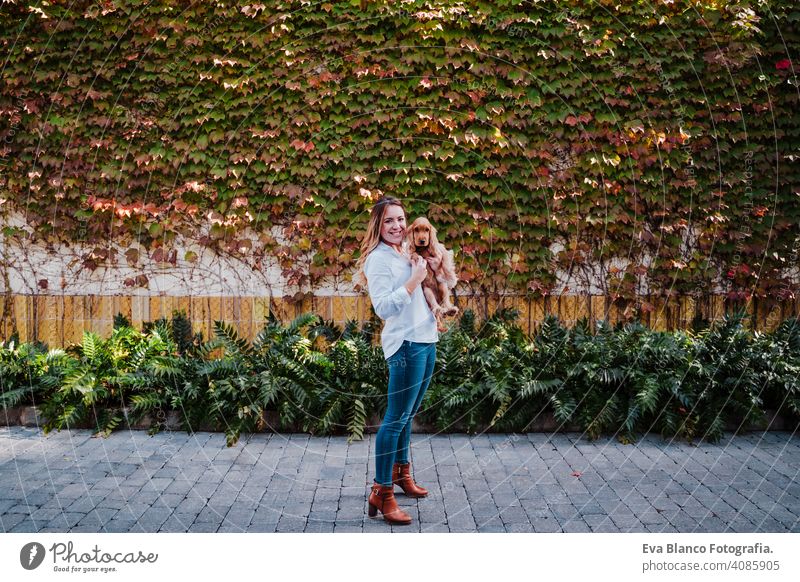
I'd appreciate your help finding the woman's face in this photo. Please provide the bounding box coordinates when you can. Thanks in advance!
[380,204,406,247]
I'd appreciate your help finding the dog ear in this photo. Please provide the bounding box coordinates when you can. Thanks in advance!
[429,225,457,288]
[405,222,416,248]
[428,223,441,255]
[444,251,458,289]
[442,248,458,289]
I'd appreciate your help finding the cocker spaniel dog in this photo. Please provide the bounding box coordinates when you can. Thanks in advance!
[406,217,459,331]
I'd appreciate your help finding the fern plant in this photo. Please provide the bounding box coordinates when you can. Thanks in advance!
[5,303,798,445]
[40,325,137,436]
[419,311,481,431]
[38,313,192,437]
[516,316,670,442]
[563,319,629,439]
[119,318,188,435]
[749,316,800,421]
[420,308,528,433]
[311,325,385,442]
[682,310,765,443]
[517,317,628,440]
[480,308,545,431]
[252,312,331,432]
[189,312,331,446]
[521,317,574,431]
[142,309,203,357]
[0,336,72,410]
[192,320,264,447]
[613,323,693,443]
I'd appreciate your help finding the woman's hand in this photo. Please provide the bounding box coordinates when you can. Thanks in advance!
[425,255,442,271]
[410,255,428,284]
[404,256,429,296]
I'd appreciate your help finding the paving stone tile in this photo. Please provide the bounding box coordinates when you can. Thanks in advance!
[0,428,796,533]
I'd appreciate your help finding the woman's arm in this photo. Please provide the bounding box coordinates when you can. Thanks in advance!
[364,257,412,320]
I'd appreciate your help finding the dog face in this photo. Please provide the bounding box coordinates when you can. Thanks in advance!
[408,217,436,249]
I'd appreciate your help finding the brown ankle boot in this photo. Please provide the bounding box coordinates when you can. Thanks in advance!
[392,462,428,498]
[368,483,412,524]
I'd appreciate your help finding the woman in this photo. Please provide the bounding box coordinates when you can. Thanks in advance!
[353,195,442,525]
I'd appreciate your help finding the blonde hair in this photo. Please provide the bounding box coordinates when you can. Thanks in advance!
[352,195,406,292]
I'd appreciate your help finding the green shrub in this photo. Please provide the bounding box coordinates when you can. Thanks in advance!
[680,310,767,443]
[3,305,799,446]
[0,335,72,411]
[750,317,800,421]
[311,319,386,443]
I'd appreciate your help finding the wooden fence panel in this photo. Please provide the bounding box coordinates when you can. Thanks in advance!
[0,293,797,347]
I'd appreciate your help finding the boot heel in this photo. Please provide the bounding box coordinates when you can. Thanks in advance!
[368,483,412,524]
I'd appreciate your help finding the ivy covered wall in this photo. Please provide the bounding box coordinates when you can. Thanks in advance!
[0,0,798,302]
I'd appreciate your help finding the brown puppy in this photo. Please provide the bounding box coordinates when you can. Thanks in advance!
[405,217,458,331]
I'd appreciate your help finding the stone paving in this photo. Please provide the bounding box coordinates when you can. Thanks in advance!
[0,427,798,533]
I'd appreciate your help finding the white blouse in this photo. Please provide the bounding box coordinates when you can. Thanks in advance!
[363,240,439,359]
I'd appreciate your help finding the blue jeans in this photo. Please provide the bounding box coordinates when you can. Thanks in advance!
[374,340,436,486]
